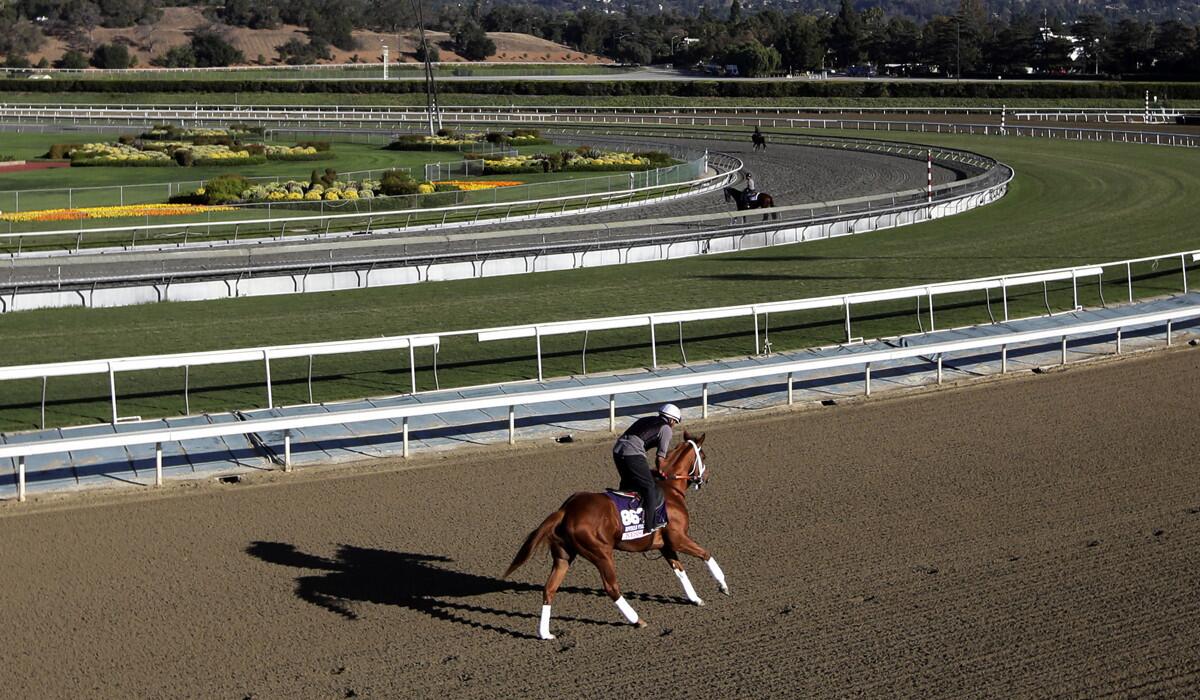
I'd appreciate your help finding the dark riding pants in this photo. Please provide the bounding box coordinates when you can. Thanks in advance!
[612,452,664,529]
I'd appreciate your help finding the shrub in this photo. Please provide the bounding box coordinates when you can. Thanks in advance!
[204,174,252,204]
[379,169,419,196]
[244,144,266,155]
[193,155,266,167]
[90,43,135,70]
[295,140,331,151]
[192,135,235,146]
[174,149,194,167]
[319,168,338,187]
[117,135,137,145]
[46,143,83,159]
[54,50,89,70]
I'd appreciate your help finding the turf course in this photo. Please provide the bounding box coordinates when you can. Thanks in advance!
[0,132,1197,431]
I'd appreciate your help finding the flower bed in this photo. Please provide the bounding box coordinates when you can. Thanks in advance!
[481,149,673,175]
[385,129,548,151]
[62,138,328,168]
[433,180,524,191]
[0,203,236,223]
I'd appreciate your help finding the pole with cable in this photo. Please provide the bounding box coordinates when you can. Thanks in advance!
[926,150,933,203]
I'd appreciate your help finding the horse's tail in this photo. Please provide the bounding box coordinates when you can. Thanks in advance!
[503,509,565,578]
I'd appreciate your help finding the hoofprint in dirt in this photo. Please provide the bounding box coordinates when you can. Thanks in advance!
[1,348,1198,698]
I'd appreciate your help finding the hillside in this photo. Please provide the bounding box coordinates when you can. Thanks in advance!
[25,7,609,68]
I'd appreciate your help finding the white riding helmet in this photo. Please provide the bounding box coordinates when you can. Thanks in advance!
[658,403,682,423]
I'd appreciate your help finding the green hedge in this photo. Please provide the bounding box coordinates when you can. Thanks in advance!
[4,78,1200,99]
[266,152,332,161]
[192,155,267,167]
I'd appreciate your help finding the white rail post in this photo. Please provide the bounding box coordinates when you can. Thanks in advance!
[702,383,709,419]
[263,351,273,409]
[409,344,417,394]
[864,363,872,396]
[937,355,943,384]
[283,431,292,472]
[649,317,658,369]
[1061,336,1068,365]
[1116,329,1122,354]
[508,406,516,445]
[1001,345,1008,373]
[1167,320,1173,346]
[18,456,26,502]
[608,395,617,432]
[787,372,794,405]
[108,364,118,424]
[155,442,163,486]
[402,417,410,458]
[535,329,544,383]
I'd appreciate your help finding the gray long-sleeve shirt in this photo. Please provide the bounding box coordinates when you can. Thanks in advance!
[613,415,673,459]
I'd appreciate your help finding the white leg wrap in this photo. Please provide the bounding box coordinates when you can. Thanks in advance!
[706,557,728,591]
[614,596,639,624]
[674,568,704,605]
[539,604,554,640]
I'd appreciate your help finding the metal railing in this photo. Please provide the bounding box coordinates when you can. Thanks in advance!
[2,246,1191,433]
[2,296,1196,502]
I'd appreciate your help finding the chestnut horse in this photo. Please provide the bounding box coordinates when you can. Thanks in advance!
[504,432,729,640]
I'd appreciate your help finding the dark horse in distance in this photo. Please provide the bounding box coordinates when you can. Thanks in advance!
[504,433,728,640]
[724,186,777,221]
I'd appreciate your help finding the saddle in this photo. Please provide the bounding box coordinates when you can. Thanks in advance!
[605,489,668,541]
[744,189,759,203]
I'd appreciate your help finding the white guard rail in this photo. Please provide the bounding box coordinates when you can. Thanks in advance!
[2,301,1197,502]
[0,249,1191,428]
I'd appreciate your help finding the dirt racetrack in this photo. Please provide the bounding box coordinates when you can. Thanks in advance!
[2,348,1199,698]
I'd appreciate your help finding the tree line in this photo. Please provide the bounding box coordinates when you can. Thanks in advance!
[0,0,1197,78]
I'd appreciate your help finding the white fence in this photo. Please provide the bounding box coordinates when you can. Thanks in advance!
[2,104,1196,148]
[2,298,1197,501]
[1,247,1191,431]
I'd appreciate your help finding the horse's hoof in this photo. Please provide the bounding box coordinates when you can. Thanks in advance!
[694,599,705,607]
[634,619,648,629]
[720,586,731,596]
[540,633,556,640]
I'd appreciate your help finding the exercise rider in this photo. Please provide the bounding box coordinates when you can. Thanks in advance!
[612,404,682,534]
[743,171,758,202]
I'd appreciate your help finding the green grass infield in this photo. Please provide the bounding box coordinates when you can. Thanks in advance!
[0,131,1196,431]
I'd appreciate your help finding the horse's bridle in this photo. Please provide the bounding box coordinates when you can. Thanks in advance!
[660,440,707,490]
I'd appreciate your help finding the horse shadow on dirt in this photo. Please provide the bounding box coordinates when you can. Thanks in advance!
[247,541,688,639]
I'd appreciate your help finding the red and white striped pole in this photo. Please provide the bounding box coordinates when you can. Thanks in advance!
[926,150,933,203]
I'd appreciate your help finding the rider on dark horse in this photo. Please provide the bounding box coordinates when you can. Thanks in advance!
[612,403,681,533]
[743,171,759,203]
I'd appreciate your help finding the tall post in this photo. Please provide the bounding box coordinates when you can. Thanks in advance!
[411,0,442,135]
[926,150,933,203]
[382,44,389,81]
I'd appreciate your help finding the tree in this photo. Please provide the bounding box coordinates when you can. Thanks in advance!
[96,0,160,28]
[220,0,281,29]
[1073,14,1109,74]
[55,49,90,69]
[276,37,332,65]
[776,14,826,72]
[1108,19,1154,73]
[1153,20,1198,74]
[453,22,496,61]
[724,39,780,77]
[414,42,439,63]
[0,18,46,58]
[152,44,196,68]
[191,30,245,67]
[90,42,135,69]
[830,0,862,67]
[728,0,741,25]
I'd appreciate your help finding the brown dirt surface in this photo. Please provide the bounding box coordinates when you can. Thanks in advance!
[2,348,1199,698]
[28,7,607,67]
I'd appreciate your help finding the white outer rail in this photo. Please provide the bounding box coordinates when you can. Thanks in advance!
[2,301,1197,502]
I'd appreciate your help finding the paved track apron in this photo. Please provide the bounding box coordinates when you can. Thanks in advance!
[1,348,1198,697]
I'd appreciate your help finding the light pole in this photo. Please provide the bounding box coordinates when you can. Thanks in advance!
[955,18,961,81]
[381,43,389,80]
